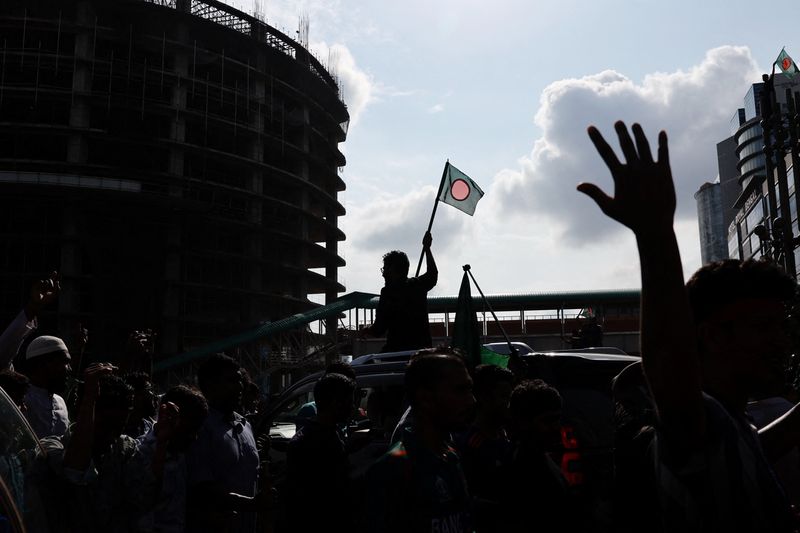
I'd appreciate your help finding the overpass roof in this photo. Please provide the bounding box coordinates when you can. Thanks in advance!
[154,288,641,372]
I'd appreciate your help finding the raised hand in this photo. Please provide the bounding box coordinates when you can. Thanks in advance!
[82,362,117,401]
[577,122,675,237]
[25,271,60,319]
[422,231,433,250]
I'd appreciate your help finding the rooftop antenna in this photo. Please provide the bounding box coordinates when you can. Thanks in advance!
[298,12,309,48]
[253,0,265,22]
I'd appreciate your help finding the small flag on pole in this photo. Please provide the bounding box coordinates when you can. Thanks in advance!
[438,162,484,216]
[776,48,798,79]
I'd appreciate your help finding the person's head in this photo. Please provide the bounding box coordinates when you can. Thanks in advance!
[197,354,243,414]
[314,372,358,425]
[509,379,562,450]
[472,364,515,424]
[687,259,796,399]
[88,375,134,450]
[382,251,409,285]
[23,336,71,394]
[0,370,30,411]
[124,372,158,419]
[325,361,356,380]
[160,385,209,452]
[405,347,475,433]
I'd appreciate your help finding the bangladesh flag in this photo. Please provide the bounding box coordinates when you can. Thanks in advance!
[438,162,484,216]
[451,271,481,368]
[776,48,798,79]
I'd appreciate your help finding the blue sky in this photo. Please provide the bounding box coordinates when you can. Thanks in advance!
[229,0,799,296]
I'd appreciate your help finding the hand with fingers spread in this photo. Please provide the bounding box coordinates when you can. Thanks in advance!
[577,122,675,237]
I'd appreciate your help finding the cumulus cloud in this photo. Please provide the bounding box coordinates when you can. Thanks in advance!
[488,46,761,245]
[309,41,375,126]
[428,103,445,114]
[340,46,759,294]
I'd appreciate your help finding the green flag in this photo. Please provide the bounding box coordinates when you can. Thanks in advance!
[776,48,798,79]
[480,346,510,368]
[451,271,481,368]
[438,162,484,216]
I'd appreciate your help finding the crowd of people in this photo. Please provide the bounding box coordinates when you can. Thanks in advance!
[1,121,800,533]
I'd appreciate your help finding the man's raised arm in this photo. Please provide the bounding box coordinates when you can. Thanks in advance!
[577,122,705,445]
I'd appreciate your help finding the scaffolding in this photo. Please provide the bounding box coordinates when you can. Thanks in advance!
[0,0,350,385]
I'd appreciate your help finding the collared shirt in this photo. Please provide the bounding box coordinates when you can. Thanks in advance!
[136,427,187,533]
[187,408,259,496]
[366,427,472,533]
[187,408,259,533]
[23,384,69,439]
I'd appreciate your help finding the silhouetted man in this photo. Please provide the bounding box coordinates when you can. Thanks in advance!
[285,372,358,532]
[21,335,72,438]
[579,121,796,531]
[186,354,260,533]
[362,232,438,352]
[504,379,575,533]
[137,385,209,533]
[454,364,514,533]
[366,347,474,533]
[58,364,145,532]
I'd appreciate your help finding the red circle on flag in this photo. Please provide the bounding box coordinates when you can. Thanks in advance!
[451,179,470,201]
[784,58,792,70]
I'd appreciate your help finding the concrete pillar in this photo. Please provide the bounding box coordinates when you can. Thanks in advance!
[67,2,93,164]
[161,21,190,355]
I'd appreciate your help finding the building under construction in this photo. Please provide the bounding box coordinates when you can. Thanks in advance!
[0,0,349,367]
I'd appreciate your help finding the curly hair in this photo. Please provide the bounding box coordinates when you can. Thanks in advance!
[382,250,410,277]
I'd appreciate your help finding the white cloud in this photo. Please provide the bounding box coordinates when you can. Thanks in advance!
[310,41,375,126]
[340,46,760,295]
[488,46,760,245]
[428,103,445,114]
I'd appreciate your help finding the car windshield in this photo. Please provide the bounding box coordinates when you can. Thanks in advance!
[0,387,46,531]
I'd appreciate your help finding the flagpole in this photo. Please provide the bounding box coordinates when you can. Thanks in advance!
[463,265,518,358]
[415,160,449,277]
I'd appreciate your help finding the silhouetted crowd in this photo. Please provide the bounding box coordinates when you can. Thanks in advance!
[3,122,800,533]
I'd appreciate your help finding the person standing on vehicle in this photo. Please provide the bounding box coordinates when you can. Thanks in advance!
[365,347,475,533]
[285,372,358,532]
[360,232,438,353]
